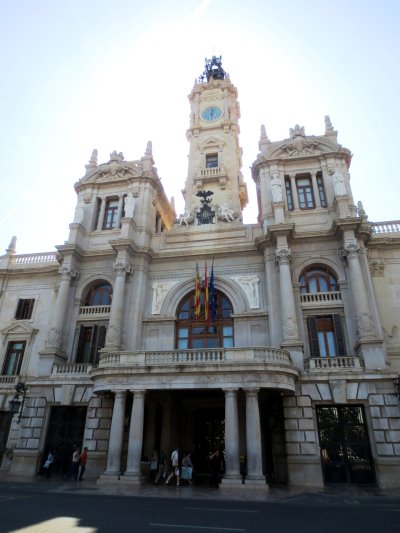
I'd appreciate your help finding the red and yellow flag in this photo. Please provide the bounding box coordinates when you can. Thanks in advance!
[204,261,209,321]
[195,263,201,318]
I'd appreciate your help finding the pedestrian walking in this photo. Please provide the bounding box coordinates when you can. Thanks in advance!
[180,451,193,484]
[149,450,159,481]
[165,448,180,486]
[154,450,168,484]
[209,449,222,488]
[78,447,88,481]
[65,446,80,480]
[42,450,54,479]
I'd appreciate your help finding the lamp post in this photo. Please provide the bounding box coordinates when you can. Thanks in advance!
[8,383,27,424]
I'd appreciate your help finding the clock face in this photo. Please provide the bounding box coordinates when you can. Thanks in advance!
[201,106,222,122]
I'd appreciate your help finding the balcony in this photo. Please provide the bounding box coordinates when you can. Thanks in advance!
[371,220,400,234]
[300,291,342,306]
[305,356,363,372]
[51,363,93,375]
[78,305,111,319]
[91,347,299,394]
[195,166,227,189]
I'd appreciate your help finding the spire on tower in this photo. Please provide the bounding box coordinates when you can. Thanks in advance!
[6,236,16,255]
[324,115,336,136]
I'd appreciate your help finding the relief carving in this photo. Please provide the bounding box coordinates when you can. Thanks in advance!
[151,280,180,314]
[231,275,260,309]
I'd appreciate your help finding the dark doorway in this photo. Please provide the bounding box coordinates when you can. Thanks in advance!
[0,411,12,466]
[193,407,225,473]
[43,406,87,475]
[316,405,375,484]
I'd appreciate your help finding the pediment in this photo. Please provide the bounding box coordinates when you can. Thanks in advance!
[1,321,38,338]
[199,137,225,152]
[264,137,345,160]
[78,160,143,186]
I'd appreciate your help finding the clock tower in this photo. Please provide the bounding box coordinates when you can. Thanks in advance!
[182,56,248,223]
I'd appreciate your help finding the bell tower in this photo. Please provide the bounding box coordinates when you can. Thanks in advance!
[182,56,248,223]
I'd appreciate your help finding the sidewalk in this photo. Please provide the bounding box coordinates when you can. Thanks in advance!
[1,473,400,502]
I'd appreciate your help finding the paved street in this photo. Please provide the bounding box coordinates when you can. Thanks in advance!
[0,479,399,533]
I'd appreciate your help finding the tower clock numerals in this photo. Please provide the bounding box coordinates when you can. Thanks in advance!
[201,106,222,122]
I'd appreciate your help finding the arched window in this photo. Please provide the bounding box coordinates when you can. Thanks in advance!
[176,290,233,349]
[299,267,338,294]
[85,283,112,306]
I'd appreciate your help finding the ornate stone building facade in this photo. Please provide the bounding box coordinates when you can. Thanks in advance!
[0,57,399,489]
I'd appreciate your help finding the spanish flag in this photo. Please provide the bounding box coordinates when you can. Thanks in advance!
[204,261,209,321]
[195,263,201,318]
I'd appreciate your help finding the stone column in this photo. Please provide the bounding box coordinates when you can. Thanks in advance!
[289,175,299,209]
[105,259,131,349]
[276,247,303,369]
[259,168,269,226]
[129,258,149,349]
[46,265,78,350]
[103,391,126,477]
[97,197,106,230]
[311,172,321,207]
[341,242,386,369]
[116,195,124,227]
[222,389,241,484]
[343,243,375,340]
[124,390,146,481]
[245,389,265,485]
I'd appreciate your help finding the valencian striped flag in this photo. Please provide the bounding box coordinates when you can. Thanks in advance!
[209,259,216,322]
[195,263,201,318]
[204,261,209,321]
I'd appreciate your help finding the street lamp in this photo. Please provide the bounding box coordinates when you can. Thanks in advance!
[393,376,400,399]
[8,383,27,423]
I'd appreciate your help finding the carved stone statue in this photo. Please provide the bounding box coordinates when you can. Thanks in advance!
[179,207,195,226]
[73,196,85,224]
[216,204,235,222]
[270,174,283,203]
[331,170,347,196]
[151,280,179,314]
[124,192,136,218]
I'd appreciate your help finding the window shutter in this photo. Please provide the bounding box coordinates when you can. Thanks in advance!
[76,326,86,364]
[307,316,320,357]
[333,315,346,355]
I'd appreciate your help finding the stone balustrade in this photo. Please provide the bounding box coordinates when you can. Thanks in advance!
[51,363,93,375]
[305,356,363,371]
[300,291,342,305]
[98,347,292,368]
[372,221,400,234]
[78,305,111,317]
[0,375,19,385]
[199,166,222,177]
[11,252,58,264]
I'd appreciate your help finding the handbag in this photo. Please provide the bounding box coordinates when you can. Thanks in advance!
[181,466,192,480]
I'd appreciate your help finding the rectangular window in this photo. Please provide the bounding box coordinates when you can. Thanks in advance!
[76,325,106,365]
[2,341,26,375]
[285,176,294,211]
[205,154,218,168]
[15,299,35,320]
[307,315,345,357]
[296,176,315,209]
[317,173,327,207]
[103,199,119,230]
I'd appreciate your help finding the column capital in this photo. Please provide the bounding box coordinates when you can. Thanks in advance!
[340,242,360,258]
[275,247,291,265]
[130,389,147,398]
[114,390,127,399]
[243,388,260,396]
[113,259,132,276]
[59,265,79,281]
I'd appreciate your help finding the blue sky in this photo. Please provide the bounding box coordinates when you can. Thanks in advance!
[1,0,399,254]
